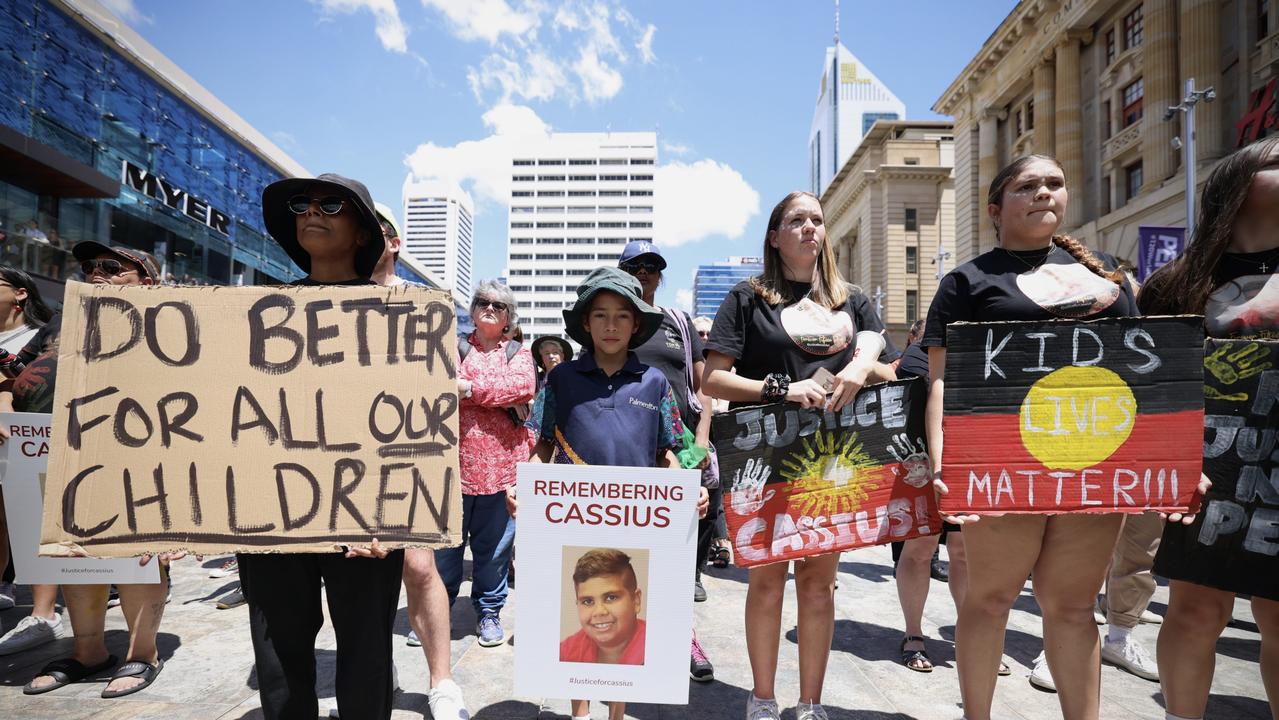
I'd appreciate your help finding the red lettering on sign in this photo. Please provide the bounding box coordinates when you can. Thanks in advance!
[1236,79,1278,148]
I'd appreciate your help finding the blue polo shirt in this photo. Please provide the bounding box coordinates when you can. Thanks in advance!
[526,351,682,467]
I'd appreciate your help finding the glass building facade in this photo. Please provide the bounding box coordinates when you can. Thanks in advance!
[692,257,762,318]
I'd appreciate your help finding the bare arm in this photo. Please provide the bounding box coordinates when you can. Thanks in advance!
[702,351,826,408]
[927,346,978,524]
[828,332,897,411]
[692,360,713,448]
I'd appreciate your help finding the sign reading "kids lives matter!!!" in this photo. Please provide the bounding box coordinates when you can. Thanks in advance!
[712,378,940,568]
[941,316,1205,515]
[41,282,463,558]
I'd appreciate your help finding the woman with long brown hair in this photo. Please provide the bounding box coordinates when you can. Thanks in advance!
[922,155,1139,719]
[1141,136,1279,720]
[703,191,897,720]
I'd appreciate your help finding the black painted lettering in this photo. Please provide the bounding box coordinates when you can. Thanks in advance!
[275,463,321,531]
[278,388,319,450]
[248,294,303,374]
[369,391,406,443]
[422,394,458,446]
[157,391,203,447]
[378,302,414,364]
[113,397,154,448]
[143,301,201,366]
[405,301,456,376]
[330,458,373,532]
[123,465,171,532]
[82,297,142,361]
[314,389,360,452]
[375,462,413,532]
[231,386,279,444]
[340,297,381,366]
[407,465,452,532]
[304,300,344,366]
[188,462,202,526]
[66,386,120,451]
[61,465,118,537]
[226,466,276,534]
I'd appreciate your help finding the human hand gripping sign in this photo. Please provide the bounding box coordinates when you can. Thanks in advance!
[730,457,776,517]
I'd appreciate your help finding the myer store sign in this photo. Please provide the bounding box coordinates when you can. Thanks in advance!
[120,160,230,236]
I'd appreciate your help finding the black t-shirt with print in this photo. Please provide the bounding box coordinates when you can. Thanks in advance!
[705,279,899,407]
[1141,250,1279,339]
[922,246,1137,347]
[895,342,930,380]
[633,310,705,425]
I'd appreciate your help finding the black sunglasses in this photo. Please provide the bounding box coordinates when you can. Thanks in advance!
[80,259,135,277]
[621,259,661,275]
[474,299,508,312]
[287,195,346,215]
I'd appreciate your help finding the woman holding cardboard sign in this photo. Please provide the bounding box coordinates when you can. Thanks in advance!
[1139,137,1279,720]
[703,191,897,720]
[920,155,1153,720]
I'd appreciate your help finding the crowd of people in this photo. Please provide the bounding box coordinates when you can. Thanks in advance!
[0,136,1274,720]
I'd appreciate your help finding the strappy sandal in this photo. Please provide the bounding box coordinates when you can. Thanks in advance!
[101,658,164,699]
[900,635,933,673]
[23,655,118,695]
[711,543,731,568]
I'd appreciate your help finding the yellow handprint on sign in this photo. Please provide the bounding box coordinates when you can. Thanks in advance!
[1204,342,1274,385]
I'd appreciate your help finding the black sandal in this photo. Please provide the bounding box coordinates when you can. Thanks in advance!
[900,636,933,673]
[23,655,118,695]
[711,543,731,568]
[101,658,164,698]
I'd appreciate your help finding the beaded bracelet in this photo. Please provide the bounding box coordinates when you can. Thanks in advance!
[761,373,790,403]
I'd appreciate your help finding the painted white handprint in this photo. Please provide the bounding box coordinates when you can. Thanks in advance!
[730,457,776,516]
[887,434,930,488]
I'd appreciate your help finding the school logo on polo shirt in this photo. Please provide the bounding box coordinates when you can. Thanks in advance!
[1016,262,1121,318]
[780,297,853,355]
[628,396,658,412]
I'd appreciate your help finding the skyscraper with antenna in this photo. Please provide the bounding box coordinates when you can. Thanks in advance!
[808,0,906,197]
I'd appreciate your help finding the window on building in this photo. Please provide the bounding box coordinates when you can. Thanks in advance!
[905,208,918,232]
[1126,161,1144,201]
[1260,0,1271,43]
[906,246,918,274]
[1123,5,1143,49]
[1102,175,1112,215]
[569,159,596,165]
[512,191,532,197]
[1106,29,1117,65]
[1015,110,1023,137]
[1027,100,1035,130]
[513,175,534,181]
[904,157,920,165]
[906,290,919,324]
[514,159,534,166]
[862,112,899,134]
[538,159,565,165]
[1122,78,1144,127]
[1103,100,1113,139]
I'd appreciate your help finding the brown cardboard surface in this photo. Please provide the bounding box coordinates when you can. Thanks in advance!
[41,281,462,557]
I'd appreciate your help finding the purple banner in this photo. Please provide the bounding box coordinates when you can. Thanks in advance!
[1137,226,1186,281]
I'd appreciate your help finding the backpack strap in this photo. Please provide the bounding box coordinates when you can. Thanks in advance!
[505,339,522,363]
[663,308,703,416]
[458,336,521,365]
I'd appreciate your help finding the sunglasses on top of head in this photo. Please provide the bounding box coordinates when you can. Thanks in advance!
[287,195,347,215]
[621,259,661,275]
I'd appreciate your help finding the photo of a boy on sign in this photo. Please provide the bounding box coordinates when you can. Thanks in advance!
[559,547,648,666]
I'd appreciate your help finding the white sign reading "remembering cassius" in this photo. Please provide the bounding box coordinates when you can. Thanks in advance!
[121,160,231,236]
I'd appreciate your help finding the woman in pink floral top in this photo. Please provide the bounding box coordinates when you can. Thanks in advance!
[438,279,536,647]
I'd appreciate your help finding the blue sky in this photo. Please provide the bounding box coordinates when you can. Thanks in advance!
[110,0,1015,309]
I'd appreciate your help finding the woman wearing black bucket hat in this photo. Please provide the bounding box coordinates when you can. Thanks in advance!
[261,173,386,283]
[238,173,401,720]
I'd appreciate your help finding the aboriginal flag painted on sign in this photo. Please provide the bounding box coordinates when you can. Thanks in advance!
[941,316,1204,515]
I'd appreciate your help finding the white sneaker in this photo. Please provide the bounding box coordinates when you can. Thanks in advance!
[0,581,15,610]
[209,558,239,578]
[427,679,470,720]
[1029,650,1056,692]
[1094,598,1106,624]
[796,702,829,720]
[1139,608,1163,624]
[1102,636,1159,681]
[0,614,62,655]
[745,694,780,720]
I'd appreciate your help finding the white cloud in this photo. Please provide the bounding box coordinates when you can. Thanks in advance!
[420,0,539,44]
[636,24,656,64]
[101,0,151,24]
[572,46,623,102]
[674,289,693,313]
[403,104,552,207]
[468,51,570,104]
[312,0,408,53]
[660,141,691,156]
[656,160,760,247]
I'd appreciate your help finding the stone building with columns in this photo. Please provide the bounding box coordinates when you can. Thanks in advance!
[823,121,956,347]
[934,0,1279,265]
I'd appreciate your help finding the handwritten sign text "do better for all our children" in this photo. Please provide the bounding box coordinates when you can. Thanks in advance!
[41,282,463,558]
[941,316,1205,515]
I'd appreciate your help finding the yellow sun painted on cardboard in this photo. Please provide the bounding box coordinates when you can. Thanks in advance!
[780,431,883,518]
[1019,366,1137,470]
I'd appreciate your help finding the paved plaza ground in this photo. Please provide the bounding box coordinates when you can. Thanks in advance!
[0,544,1270,719]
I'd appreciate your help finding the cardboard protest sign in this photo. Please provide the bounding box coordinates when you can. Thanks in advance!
[1155,339,1279,599]
[711,378,938,569]
[1,413,160,584]
[941,316,1204,515]
[514,463,700,704]
[41,282,462,557]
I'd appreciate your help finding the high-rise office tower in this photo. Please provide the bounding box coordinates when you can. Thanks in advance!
[808,36,905,197]
[693,256,764,318]
[505,132,657,340]
[402,181,474,301]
